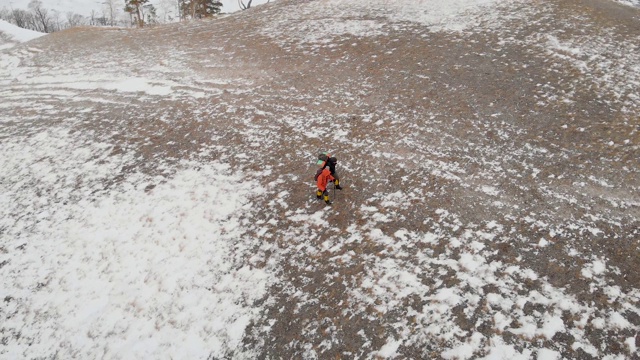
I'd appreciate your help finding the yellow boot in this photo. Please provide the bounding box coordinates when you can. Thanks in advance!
[316,190,322,199]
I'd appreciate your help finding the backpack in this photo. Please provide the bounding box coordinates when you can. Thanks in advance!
[314,152,329,180]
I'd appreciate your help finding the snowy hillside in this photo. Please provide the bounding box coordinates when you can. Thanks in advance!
[1,0,639,359]
[0,19,45,49]
[616,0,640,6]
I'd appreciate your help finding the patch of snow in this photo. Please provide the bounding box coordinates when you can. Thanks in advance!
[482,186,500,196]
[480,336,532,359]
[612,0,640,8]
[609,312,632,329]
[537,348,561,360]
[539,316,565,340]
[591,260,606,275]
[0,128,275,358]
[442,332,484,360]
[572,341,599,357]
[260,0,528,46]
[625,336,637,353]
[376,337,401,358]
[0,19,46,43]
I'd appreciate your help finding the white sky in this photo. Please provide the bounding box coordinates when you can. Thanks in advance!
[0,0,272,17]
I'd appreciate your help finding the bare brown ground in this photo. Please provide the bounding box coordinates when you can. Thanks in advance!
[3,0,639,358]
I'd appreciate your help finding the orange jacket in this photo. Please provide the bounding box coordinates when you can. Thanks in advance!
[316,167,335,191]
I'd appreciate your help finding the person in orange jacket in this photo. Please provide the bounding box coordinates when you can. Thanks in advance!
[314,153,342,205]
[317,153,342,190]
[315,166,335,205]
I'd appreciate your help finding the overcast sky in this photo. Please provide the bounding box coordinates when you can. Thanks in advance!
[0,0,272,17]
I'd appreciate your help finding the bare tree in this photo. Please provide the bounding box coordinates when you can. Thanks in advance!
[0,7,10,22]
[50,9,63,31]
[28,0,52,32]
[157,0,177,22]
[66,11,85,28]
[10,9,31,28]
[238,0,269,11]
[89,9,96,26]
[143,4,157,25]
[238,0,253,10]
[103,0,118,26]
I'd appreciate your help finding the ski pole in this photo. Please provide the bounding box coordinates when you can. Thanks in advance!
[333,181,336,202]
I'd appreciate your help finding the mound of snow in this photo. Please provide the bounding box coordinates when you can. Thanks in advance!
[0,19,45,48]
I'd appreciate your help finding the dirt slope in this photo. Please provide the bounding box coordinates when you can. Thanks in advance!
[1,0,639,358]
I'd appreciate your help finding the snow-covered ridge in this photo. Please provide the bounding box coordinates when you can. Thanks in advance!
[0,19,45,49]
[614,0,640,7]
[260,0,527,45]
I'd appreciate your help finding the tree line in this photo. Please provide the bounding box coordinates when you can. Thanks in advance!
[0,0,88,33]
[124,0,223,28]
[0,0,258,33]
